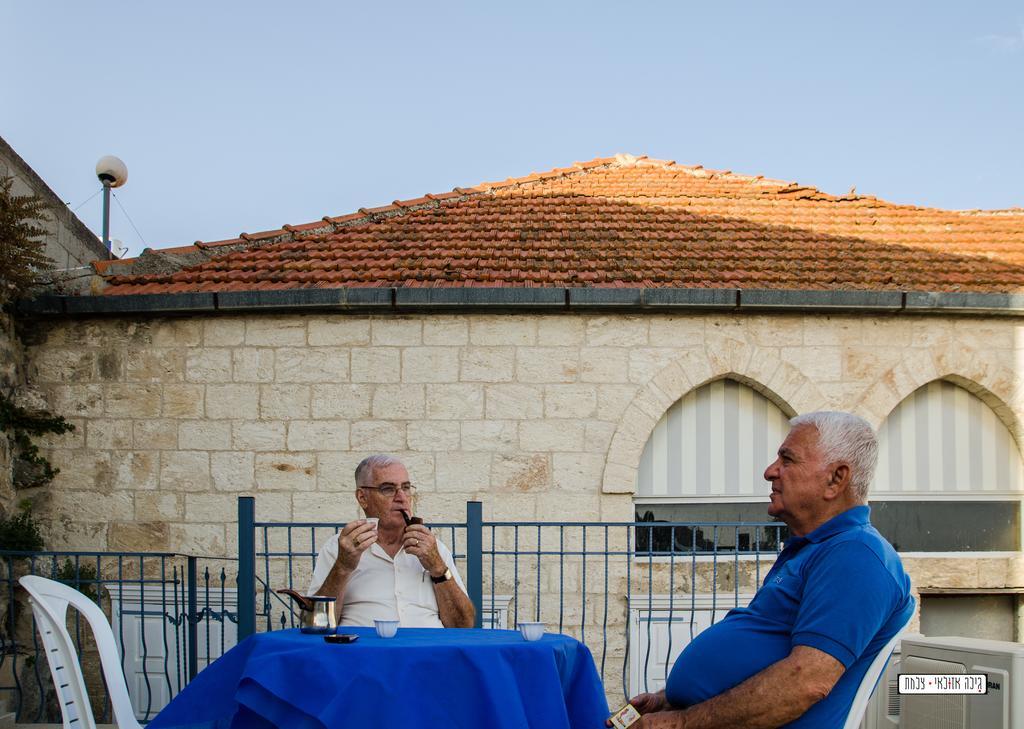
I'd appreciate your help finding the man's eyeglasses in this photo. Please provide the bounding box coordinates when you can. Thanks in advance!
[359,483,417,498]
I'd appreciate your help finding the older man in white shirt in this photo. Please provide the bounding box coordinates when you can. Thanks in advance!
[308,454,475,628]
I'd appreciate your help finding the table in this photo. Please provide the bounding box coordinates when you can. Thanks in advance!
[148,627,610,729]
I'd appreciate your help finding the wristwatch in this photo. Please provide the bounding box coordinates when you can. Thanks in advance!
[430,567,453,584]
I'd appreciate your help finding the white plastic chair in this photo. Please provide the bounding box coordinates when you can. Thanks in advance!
[841,612,914,729]
[19,575,142,729]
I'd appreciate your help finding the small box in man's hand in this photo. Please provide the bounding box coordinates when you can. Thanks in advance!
[609,703,641,729]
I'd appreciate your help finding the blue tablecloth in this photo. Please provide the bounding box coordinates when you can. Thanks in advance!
[148,627,610,729]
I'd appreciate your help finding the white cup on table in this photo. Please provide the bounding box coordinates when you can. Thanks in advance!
[519,622,545,641]
[375,619,399,638]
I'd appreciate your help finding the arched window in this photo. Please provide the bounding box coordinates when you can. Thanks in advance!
[873,380,1023,551]
[634,378,792,553]
[637,378,791,500]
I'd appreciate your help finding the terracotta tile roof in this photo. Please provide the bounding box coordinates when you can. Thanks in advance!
[100,154,1024,295]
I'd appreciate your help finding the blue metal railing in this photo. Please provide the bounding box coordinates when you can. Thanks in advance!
[237,497,785,701]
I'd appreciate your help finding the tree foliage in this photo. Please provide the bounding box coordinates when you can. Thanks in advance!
[0,175,53,305]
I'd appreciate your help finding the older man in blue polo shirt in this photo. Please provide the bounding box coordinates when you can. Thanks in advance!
[620,411,914,729]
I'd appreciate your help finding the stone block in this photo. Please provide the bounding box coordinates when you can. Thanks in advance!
[316,451,365,492]
[47,384,105,418]
[49,490,134,523]
[407,421,461,451]
[584,420,617,453]
[423,318,469,345]
[308,318,371,346]
[159,451,211,491]
[371,319,422,345]
[135,492,183,522]
[312,384,373,419]
[292,496,358,523]
[255,452,317,491]
[580,348,628,383]
[350,421,406,451]
[402,348,460,383]
[259,384,310,419]
[552,453,606,493]
[85,419,133,450]
[105,384,161,417]
[460,347,515,382]
[802,316,863,347]
[372,385,426,419]
[169,523,225,556]
[537,317,586,346]
[435,452,492,491]
[781,346,843,382]
[232,349,275,382]
[481,492,538,520]
[745,315,804,347]
[275,347,350,383]
[536,492,602,520]
[203,318,246,346]
[469,316,536,345]
[184,494,238,524]
[206,384,259,419]
[461,421,518,452]
[861,320,914,348]
[601,461,637,493]
[351,348,401,383]
[287,420,350,451]
[516,348,580,383]
[126,349,185,382]
[245,317,306,346]
[953,320,1015,351]
[491,454,551,492]
[163,384,206,418]
[544,385,598,418]
[485,384,543,419]
[43,521,106,550]
[212,451,256,491]
[32,348,95,383]
[648,316,706,346]
[151,320,202,347]
[178,420,232,450]
[519,421,585,452]
[585,316,649,347]
[232,420,286,451]
[249,492,293,522]
[108,521,170,551]
[426,384,484,419]
[186,348,232,383]
[110,451,160,490]
[910,321,953,348]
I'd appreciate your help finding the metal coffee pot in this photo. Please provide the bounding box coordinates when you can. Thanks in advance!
[277,589,337,634]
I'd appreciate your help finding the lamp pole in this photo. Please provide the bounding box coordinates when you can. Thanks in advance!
[100,178,112,251]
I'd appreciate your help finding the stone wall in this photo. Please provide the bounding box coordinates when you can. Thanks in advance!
[0,312,21,514]
[0,136,109,274]
[19,311,1024,676]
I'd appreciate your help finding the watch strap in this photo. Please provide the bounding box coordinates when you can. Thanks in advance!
[430,567,452,584]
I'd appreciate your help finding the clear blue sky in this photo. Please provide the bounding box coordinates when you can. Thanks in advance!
[2,1,1022,259]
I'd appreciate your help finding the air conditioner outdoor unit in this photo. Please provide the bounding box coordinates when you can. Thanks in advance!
[898,636,1024,729]
[861,637,904,729]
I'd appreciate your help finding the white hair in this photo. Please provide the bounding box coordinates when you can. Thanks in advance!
[354,454,402,489]
[789,411,877,502]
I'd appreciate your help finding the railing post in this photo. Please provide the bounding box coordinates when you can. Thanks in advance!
[186,556,198,682]
[466,500,483,628]
[237,496,256,641]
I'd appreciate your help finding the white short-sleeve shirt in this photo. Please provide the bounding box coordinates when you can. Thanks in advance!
[307,535,467,628]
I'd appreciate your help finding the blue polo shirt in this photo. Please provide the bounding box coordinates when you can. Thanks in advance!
[665,505,913,728]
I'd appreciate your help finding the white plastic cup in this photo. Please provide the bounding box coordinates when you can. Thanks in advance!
[364,517,379,529]
[375,619,399,639]
[519,622,545,641]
